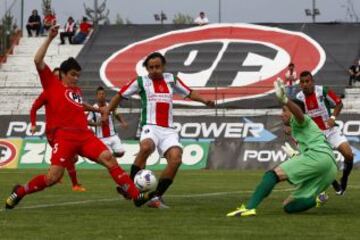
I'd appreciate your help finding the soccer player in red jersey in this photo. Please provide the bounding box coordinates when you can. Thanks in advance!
[5,26,144,209]
[30,67,89,192]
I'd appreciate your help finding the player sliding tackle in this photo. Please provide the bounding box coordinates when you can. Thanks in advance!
[227,78,338,217]
[5,25,147,210]
[103,52,215,208]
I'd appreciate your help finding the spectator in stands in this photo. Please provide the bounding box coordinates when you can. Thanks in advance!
[348,59,360,87]
[42,10,57,34]
[26,9,41,37]
[194,12,209,25]
[60,17,76,44]
[284,62,297,98]
[72,17,92,44]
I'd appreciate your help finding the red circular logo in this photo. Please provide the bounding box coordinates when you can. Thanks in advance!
[0,140,17,167]
[100,24,325,105]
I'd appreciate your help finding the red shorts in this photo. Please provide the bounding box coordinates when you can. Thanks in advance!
[50,129,108,168]
[46,129,56,148]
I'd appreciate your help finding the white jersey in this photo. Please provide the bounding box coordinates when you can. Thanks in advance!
[119,73,192,128]
[87,102,116,138]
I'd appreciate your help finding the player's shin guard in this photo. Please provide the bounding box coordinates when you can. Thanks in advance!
[17,175,49,197]
[130,164,142,180]
[283,197,316,213]
[341,160,353,191]
[246,170,279,209]
[109,166,139,199]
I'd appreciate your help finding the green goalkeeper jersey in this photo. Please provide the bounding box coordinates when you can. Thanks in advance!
[290,115,334,156]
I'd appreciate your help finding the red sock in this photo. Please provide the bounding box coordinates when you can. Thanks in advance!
[17,175,48,197]
[66,164,79,186]
[109,166,139,199]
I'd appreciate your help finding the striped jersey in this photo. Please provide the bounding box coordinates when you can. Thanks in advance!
[296,85,342,130]
[87,102,116,138]
[119,73,192,128]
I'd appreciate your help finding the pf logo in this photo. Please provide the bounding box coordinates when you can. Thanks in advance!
[100,24,325,105]
[0,140,16,167]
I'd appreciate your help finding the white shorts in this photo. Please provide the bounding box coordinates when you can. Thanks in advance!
[140,125,182,156]
[323,127,348,149]
[100,135,125,154]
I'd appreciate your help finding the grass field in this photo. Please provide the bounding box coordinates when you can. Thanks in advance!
[1,169,360,240]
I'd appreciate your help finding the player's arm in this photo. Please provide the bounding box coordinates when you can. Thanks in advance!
[114,109,128,128]
[30,93,46,134]
[104,78,139,121]
[324,87,343,128]
[274,78,304,124]
[188,91,215,107]
[175,77,215,107]
[87,111,101,126]
[82,102,101,113]
[34,25,59,71]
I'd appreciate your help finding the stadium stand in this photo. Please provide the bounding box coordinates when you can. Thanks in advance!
[0,36,84,115]
[1,23,360,114]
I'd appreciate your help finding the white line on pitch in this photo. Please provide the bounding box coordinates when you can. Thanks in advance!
[1,185,359,212]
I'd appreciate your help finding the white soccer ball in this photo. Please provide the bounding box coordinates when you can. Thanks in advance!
[134,169,157,192]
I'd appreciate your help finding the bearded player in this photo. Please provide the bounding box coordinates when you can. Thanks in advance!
[296,71,353,195]
[5,26,146,209]
[104,52,215,208]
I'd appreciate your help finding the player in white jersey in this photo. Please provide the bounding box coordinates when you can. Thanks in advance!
[88,86,128,157]
[296,71,354,195]
[104,52,215,208]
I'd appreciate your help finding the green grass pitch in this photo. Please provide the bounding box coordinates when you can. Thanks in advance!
[1,169,360,240]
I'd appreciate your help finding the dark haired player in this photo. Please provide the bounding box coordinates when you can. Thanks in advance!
[227,78,337,217]
[5,26,145,209]
[296,71,353,195]
[88,86,128,157]
[104,52,215,208]
[29,67,99,192]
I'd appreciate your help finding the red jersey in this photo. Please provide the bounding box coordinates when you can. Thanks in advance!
[79,22,92,34]
[38,65,90,136]
[44,15,56,25]
[296,85,342,130]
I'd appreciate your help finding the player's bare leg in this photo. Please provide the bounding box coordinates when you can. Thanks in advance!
[147,147,182,208]
[334,142,354,195]
[5,166,64,209]
[130,139,155,179]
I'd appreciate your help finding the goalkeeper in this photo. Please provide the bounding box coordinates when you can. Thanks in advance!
[227,78,338,217]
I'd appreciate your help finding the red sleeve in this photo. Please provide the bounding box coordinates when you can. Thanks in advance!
[326,88,342,106]
[37,64,57,90]
[30,92,46,126]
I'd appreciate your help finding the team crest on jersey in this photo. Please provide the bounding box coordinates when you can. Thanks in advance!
[65,89,83,107]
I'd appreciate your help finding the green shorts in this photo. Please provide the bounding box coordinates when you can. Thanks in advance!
[279,150,337,199]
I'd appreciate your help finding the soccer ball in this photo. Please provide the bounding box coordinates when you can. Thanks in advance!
[134,169,157,192]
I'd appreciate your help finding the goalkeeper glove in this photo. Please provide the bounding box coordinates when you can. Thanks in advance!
[274,77,288,104]
[281,142,299,158]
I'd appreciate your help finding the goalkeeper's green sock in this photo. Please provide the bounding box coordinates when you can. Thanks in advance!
[246,171,278,209]
[283,197,316,213]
